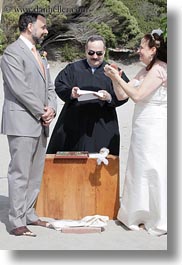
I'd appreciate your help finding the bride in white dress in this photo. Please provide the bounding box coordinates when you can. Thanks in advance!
[104,30,167,236]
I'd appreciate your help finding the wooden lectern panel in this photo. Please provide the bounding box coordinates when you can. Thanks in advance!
[35,154,119,219]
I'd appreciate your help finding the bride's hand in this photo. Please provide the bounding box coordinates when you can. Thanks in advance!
[104,64,121,79]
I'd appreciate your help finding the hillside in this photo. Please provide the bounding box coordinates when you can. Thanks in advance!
[0,0,167,61]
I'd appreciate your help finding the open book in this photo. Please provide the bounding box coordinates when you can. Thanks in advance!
[77,90,103,101]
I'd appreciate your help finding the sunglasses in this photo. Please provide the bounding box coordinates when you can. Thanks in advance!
[87,50,104,56]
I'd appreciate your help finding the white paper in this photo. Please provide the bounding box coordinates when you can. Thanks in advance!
[77,90,103,101]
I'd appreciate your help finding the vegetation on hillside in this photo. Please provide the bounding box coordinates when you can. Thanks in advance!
[0,0,167,61]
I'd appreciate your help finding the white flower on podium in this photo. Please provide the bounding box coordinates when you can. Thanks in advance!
[88,147,110,165]
[97,147,110,165]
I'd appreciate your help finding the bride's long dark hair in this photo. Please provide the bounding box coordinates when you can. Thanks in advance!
[144,33,167,71]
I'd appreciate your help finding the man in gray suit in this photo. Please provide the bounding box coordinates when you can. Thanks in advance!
[0,12,57,236]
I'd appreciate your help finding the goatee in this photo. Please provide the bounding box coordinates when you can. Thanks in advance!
[32,35,44,45]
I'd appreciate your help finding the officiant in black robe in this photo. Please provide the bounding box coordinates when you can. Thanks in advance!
[47,35,129,155]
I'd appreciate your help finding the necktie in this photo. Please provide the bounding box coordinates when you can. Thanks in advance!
[32,46,45,77]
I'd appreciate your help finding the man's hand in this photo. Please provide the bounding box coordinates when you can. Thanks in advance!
[104,64,122,79]
[71,87,80,99]
[41,106,55,126]
[96,90,112,102]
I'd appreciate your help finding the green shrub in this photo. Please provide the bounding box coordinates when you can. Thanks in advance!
[90,22,116,48]
[104,0,141,47]
[160,16,167,41]
[121,0,167,34]
[1,11,20,45]
[0,28,7,54]
[61,43,80,62]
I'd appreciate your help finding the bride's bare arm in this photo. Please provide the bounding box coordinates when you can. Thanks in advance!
[112,79,128,100]
[104,64,163,103]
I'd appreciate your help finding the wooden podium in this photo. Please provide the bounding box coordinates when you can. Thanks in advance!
[35,154,119,220]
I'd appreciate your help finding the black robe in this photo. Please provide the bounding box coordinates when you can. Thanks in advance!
[47,59,129,155]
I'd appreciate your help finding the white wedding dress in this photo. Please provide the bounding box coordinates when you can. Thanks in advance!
[117,66,167,236]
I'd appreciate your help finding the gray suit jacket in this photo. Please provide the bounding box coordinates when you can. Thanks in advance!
[0,38,57,137]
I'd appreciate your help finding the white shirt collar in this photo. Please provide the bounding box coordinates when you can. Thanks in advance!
[19,35,34,50]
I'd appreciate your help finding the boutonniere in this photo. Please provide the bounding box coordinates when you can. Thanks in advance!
[40,50,47,59]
